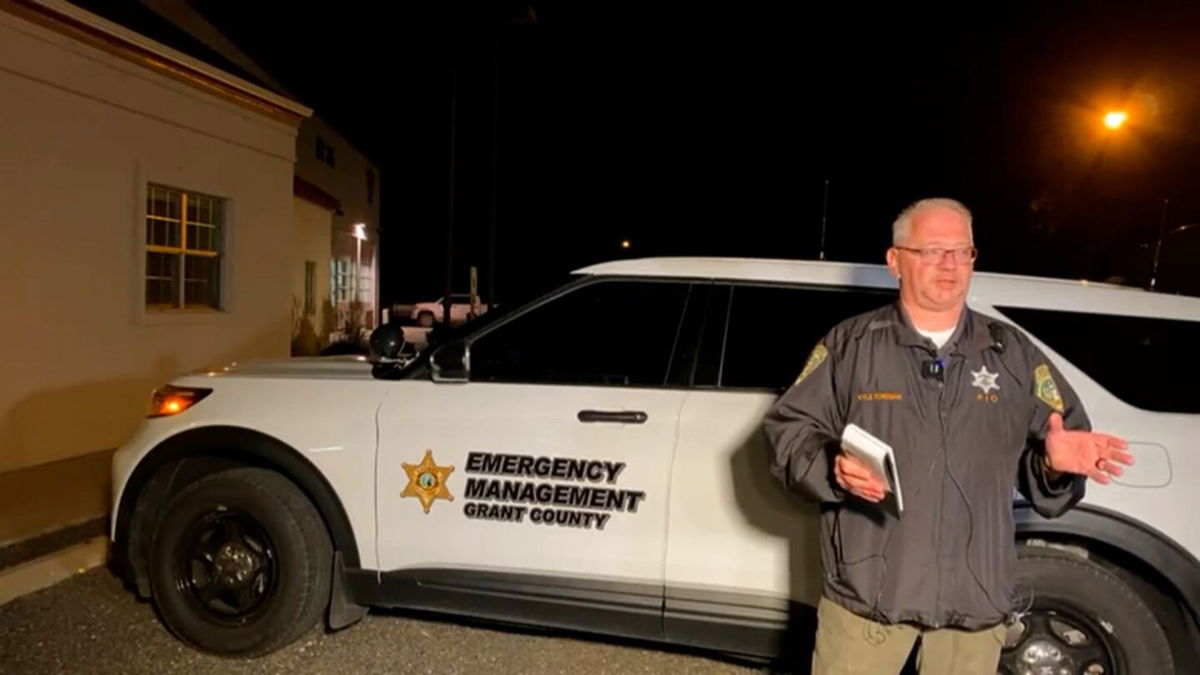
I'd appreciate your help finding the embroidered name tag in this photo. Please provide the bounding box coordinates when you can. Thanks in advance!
[857,392,903,401]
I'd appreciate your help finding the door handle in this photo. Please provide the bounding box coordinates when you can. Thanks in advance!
[577,410,648,424]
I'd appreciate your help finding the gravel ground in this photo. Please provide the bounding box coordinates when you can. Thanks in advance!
[0,567,763,675]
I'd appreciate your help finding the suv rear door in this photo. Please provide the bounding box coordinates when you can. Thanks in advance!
[662,283,896,656]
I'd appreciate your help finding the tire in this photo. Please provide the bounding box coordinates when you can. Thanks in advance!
[148,467,333,657]
[1000,545,1173,675]
[1100,553,1200,673]
[417,311,435,327]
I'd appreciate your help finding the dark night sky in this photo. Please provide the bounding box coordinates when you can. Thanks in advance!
[193,2,1200,305]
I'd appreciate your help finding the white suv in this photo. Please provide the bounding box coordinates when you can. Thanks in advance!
[111,258,1200,672]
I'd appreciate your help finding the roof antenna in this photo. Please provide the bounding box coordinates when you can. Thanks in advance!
[818,178,829,260]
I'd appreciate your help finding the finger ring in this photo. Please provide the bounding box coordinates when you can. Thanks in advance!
[1095,459,1106,471]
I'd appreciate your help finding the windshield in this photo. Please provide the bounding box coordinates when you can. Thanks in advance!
[423,275,583,347]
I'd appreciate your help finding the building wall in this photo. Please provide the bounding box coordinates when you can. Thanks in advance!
[0,8,300,484]
[291,197,335,355]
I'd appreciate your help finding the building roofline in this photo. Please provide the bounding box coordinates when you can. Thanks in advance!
[2,0,313,126]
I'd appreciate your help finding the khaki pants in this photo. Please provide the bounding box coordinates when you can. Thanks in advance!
[812,597,1006,675]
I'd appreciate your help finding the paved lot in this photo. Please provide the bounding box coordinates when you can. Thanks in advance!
[0,567,762,675]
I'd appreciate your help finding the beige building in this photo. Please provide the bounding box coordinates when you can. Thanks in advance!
[0,0,311,543]
[138,0,383,350]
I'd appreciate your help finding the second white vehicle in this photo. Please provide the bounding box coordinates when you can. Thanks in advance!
[411,294,487,327]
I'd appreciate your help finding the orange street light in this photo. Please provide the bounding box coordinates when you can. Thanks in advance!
[620,239,631,249]
[1104,111,1128,130]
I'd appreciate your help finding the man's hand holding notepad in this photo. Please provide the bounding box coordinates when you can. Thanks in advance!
[835,423,904,515]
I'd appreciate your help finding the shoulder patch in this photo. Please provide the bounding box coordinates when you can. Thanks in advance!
[1034,364,1065,413]
[794,343,829,385]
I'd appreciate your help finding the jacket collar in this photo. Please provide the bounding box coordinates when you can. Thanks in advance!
[890,302,991,355]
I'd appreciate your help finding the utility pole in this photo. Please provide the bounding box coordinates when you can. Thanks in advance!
[819,179,829,260]
[487,28,500,309]
[1150,198,1168,291]
[443,22,459,326]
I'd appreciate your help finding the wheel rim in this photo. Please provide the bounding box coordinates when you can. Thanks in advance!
[998,600,1123,675]
[174,508,278,625]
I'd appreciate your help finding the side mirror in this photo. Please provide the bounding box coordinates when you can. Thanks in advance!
[368,324,408,364]
[431,341,469,382]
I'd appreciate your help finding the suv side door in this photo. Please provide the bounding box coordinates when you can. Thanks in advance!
[377,278,698,638]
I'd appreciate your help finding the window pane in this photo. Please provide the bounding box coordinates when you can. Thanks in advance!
[147,187,164,218]
[721,285,896,390]
[996,306,1200,413]
[304,260,316,312]
[470,280,690,387]
[145,252,179,307]
[184,255,219,308]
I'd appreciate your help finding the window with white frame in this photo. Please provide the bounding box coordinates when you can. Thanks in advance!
[331,257,353,303]
[145,185,223,309]
[357,263,373,304]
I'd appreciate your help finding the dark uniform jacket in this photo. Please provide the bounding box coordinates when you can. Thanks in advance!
[763,302,1088,630]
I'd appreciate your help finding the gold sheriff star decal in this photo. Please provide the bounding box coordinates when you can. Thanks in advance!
[401,450,455,513]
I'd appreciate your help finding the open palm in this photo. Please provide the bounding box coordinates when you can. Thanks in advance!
[1044,412,1133,484]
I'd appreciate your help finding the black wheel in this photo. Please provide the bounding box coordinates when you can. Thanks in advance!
[999,546,1173,675]
[417,311,435,327]
[149,467,333,657]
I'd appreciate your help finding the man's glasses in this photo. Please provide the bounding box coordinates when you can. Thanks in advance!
[894,246,978,265]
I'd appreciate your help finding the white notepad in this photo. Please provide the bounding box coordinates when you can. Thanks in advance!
[841,423,904,515]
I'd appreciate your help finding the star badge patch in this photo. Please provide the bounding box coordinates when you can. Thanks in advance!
[971,365,1000,394]
[401,449,455,513]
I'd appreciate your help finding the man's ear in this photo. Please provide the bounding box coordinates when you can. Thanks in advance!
[886,247,900,279]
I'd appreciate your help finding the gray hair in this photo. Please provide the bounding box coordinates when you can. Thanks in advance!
[892,198,973,246]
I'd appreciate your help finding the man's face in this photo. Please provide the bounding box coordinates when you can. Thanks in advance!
[885,206,974,314]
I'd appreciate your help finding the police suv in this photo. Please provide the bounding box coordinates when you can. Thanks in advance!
[111,258,1200,673]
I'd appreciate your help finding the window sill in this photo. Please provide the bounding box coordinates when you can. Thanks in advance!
[140,308,229,327]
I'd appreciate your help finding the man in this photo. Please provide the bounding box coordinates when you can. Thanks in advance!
[763,198,1133,675]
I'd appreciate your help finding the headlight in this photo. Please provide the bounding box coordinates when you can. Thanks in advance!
[148,385,212,418]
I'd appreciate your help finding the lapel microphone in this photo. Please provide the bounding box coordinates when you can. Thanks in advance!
[921,359,946,382]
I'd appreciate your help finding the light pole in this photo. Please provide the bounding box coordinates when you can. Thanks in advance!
[1151,219,1199,292]
[353,222,366,324]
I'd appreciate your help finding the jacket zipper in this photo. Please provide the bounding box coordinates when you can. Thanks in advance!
[932,354,949,629]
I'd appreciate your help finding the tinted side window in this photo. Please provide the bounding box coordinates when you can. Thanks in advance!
[996,306,1200,413]
[470,280,690,386]
[721,285,896,390]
